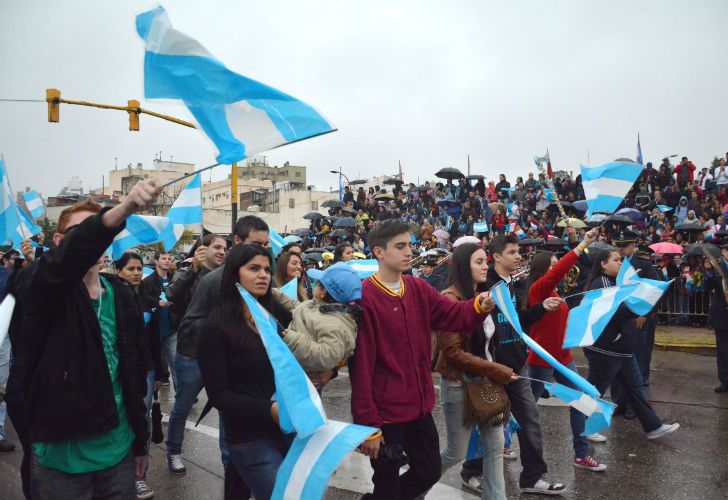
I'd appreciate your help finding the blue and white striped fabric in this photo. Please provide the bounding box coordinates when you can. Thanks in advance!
[269,227,287,257]
[280,277,298,300]
[657,204,673,213]
[543,188,556,201]
[0,160,22,246]
[272,420,374,500]
[136,6,335,165]
[238,284,326,437]
[345,259,378,278]
[580,161,643,217]
[162,173,203,251]
[0,294,16,350]
[112,214,173,260]
[22,190,45,218]
[544,382,616,435]
[490,281,600,398]
[473,221,488,233]
[15,208,42,243]
[563,283,638,349]
[617,258,672,316]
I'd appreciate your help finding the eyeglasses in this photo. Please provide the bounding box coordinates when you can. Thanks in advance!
[61,224,80,235]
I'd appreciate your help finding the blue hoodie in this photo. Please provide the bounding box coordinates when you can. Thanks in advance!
[675,196,689,224]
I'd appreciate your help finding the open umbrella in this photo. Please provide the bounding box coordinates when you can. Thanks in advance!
[303,252,324,263]
[649,242,683,255]
[321,199,344,208]
[684,242,720,258]
[605,214,634,226]
[375,193,395,201]
[284,235,303,243]
[383,177,403,185]
[435,167,465,180]
[466,174,485,181]
[433,229,450,240]
[408,185,429,193]
[544,238,569,247]
[616,207,644,220]
[586,214,607,226]
[519,238,544,247]
[348,179,368,185]
[572,200,588,212]
[557,218,586,228]
[674,222,705,232]
[303,211,324,220]
[334,217,357,228]
[587,241,615,252]
[331,229,349,239]
[437,199,461,207]
[293,228,313,238]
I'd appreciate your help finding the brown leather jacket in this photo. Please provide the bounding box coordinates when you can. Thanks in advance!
[434,285,514,385]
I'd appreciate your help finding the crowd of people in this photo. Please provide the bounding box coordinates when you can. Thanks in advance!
[0,153,726,500]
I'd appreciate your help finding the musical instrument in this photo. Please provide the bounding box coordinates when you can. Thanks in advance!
[511,265,529,282]
[563,264,581,293]
[410,250,451,269]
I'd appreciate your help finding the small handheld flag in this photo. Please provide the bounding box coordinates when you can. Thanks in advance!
[280,278,299,300]
[162,173,203,251]
[563,284,638,348]
[617,258,672,316]
[112,214,173,260]
[22,190,45,219]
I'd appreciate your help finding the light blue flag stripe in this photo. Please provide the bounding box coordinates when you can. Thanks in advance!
[490,281,600,398]
[112,214,173,260]
[636,134,644,166]
[473,221,488,232]
[543,188,555,201]
[544,382,616,435]
[581,161,644,182]
[269,227,287,256]
[345,259,378,279]
[617,258,672,316]
[237,284,326,437]
[581,161,642,217]
[273,421,374,500]
[657,205,673,213]
[136,7,335,164]
[0,160,21,245]
[22,190,45,218]
[583,399,616,436]
[563,284,638,349]
[280,277,298,300]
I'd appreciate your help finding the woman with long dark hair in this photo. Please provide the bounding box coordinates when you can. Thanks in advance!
[583,249,679,440]
[524,229,608,472]
[435,243,515,499]
[274,250,307,301]
[197,244,293,499]
[333,242,354,263]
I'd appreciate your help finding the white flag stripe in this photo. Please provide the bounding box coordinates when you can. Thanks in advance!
[583,288,619,347]
[142,8,212,58]
[171,186,202,208]
[225,102,288,157]
[570,393,600,416]
[632,283,664,304]
[582,178,635,200]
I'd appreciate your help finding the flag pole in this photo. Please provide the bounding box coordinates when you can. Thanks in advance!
[162,161,221,189]
[0,155,29,241]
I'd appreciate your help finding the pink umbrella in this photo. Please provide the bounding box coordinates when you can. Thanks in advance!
[649,242,683,255]
[433,229,450,241]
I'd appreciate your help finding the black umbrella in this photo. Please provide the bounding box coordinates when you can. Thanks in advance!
[435,167,465,180]
[303,211,324,220]
[587,241,615,252]
[383,177,403,185]
[334,217,357,228]
[544,238,569,247]
[315,230,329,237]
[684,242,720,258]
[674,222,705,232]
[715,230,728,238]
[331,229,349,238]
[605,214,634,226]
[293,228,313,238]
[305,247,326,254]
[348,179,368,185]
[303,252,324,263]
[518,238,543,246]
[375,193,395,201]
[321,199,344,208]
[466,174,485,180]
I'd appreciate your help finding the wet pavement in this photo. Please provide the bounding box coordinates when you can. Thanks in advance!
[1,348,727,499]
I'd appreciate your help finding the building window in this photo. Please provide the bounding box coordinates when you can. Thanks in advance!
[289,198,296,209]
[295,172,301,178]
[311,201,318,210]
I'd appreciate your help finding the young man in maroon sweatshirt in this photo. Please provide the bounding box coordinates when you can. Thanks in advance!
[350,220,496,499]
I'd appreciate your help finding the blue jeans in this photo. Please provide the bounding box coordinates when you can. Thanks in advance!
[440,378,506,500]
[584,349,662,433]
[227,438,289,500]
[166,354,229,463]
[161,334,178,389]
[528,363,589,458]
[0,334,10,440]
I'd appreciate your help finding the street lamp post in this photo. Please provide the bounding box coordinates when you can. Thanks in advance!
[330,167,350,201]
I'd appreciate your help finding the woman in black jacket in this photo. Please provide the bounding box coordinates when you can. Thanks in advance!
[197,244,292,500]
[583,250,679,440]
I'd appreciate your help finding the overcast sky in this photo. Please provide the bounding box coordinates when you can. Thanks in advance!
[1,0,727,197]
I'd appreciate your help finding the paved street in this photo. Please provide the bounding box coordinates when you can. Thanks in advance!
[1,348,726,499]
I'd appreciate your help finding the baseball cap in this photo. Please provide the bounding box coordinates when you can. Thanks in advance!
[307,262,362,303]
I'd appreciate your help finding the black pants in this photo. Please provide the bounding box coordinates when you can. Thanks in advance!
[6,401,31,499]
[636,317,656,382]
[716,328,728,385]
[369,414,440,500]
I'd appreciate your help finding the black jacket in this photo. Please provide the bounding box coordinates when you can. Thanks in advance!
[706,263,728,328]
[22,209,149,456]
[5,267,32,408]
[585,275,638,355]
[478,267,547,371]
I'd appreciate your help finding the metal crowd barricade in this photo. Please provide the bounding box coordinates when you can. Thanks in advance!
[657,276,710,325]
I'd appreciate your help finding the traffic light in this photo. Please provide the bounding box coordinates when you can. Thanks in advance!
[46,88,60,122]
[127,99,140,131]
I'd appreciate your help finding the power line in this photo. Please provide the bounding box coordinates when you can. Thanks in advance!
[0,98,45,103]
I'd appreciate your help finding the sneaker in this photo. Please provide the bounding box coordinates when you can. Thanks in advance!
[646,423,680,440]
[460,475,483,494]
[136,480,154,499]
[0,439,15,452]
[503,447,519,459]
[587,433,607,443]
[715,383,728,393]
[167,454,187,475]
[521,478,566,496]
[573,456,607,472]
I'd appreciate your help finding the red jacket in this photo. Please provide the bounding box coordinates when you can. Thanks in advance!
[526,249,579,367]
[350,274,486,428]
[675,162,696,182]
[493,214,506,228]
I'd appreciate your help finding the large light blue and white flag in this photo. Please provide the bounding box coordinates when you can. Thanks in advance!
[636,133,644,166]
[0,160,21,245]
[617,258,672,316]
[22,190,45,219]
[345,259,378,279]
[162,173,203,251]
[563,283,638,349]
[544,382,616,435]
[269,227,287,257]
[580,161,643,217]
[280,277,298,300]
[136,6,336,165]
[272,420,374,500]
[473,221,488,233]
[490,280,600,398]
[112,214,173,260]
